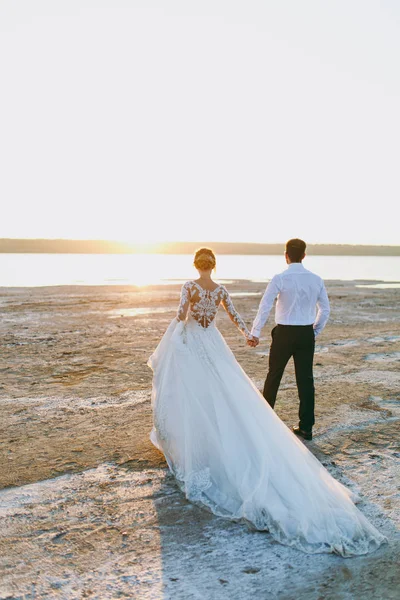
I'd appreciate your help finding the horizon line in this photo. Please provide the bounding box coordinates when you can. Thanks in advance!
[1,238,400,248]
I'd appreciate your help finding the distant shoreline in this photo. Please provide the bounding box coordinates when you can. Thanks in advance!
[0,239,399,256]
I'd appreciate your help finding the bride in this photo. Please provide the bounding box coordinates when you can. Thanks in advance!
[148,248,386,556]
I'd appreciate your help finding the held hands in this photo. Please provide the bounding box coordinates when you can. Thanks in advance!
[247,335,259,348]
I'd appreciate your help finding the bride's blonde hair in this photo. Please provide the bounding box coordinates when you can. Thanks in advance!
[193,247,216,271]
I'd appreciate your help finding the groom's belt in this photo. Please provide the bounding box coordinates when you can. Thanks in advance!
[276,323,314,328]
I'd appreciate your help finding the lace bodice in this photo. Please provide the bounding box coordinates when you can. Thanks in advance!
[176,281,251,338]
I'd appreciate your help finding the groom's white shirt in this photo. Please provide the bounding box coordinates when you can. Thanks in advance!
[251,263,330,338]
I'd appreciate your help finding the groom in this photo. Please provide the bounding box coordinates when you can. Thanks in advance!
[248,239,330,440]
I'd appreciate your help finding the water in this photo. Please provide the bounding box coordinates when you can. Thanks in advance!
[0,253,399,287]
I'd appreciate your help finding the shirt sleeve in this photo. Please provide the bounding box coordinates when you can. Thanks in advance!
[313,281,330,337]
[176,281,191,321]
[251,275,281,338]
[220,287,251,339]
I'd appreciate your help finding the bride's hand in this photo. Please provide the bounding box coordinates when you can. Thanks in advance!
[247,336,259,347]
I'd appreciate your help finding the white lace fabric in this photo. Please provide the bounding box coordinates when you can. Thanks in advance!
[147,283,387,557]
[177,281,251,338]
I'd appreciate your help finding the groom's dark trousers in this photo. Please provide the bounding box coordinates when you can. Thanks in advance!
[263,324,315,432]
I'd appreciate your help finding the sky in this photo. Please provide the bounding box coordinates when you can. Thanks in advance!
[1,0,399,245]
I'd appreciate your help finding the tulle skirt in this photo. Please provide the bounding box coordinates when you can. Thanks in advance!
[148,316,387,556]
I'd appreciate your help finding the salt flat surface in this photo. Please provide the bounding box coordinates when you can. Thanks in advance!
[364,352,400,363]
[0,458,398,600]
[1,280,399,599]
[0,396,399,600]
[0,390,150,412]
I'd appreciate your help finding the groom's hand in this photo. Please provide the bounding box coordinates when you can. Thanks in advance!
[247,336,259,347]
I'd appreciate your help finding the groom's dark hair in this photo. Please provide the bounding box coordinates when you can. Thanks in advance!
[286,238,306,262]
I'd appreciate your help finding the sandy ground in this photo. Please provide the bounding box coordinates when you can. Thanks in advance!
[0,280,399,599]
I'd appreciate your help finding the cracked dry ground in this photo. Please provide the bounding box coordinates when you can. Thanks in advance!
[0,281,399,599]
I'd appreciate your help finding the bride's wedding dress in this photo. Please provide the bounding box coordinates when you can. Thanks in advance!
[148,281,386,556]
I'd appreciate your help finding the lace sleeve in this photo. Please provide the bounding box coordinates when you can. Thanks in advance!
[221,286,251,339]
[177,281,191,321]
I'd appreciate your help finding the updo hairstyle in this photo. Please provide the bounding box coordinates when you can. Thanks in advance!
[193,248,216,271]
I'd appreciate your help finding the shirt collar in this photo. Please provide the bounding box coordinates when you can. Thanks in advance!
[286,263,306,272]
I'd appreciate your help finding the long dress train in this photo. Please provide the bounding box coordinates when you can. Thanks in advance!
[148,281,387,556]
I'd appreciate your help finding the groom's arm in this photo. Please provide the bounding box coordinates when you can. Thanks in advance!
[313,281,330,337]
[251,275,281,338]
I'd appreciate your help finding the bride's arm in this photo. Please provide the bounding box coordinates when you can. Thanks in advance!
[220,287,251,339]
[176,281,191,321]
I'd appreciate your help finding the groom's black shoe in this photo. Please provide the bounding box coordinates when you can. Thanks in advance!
[292,426,312,441]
